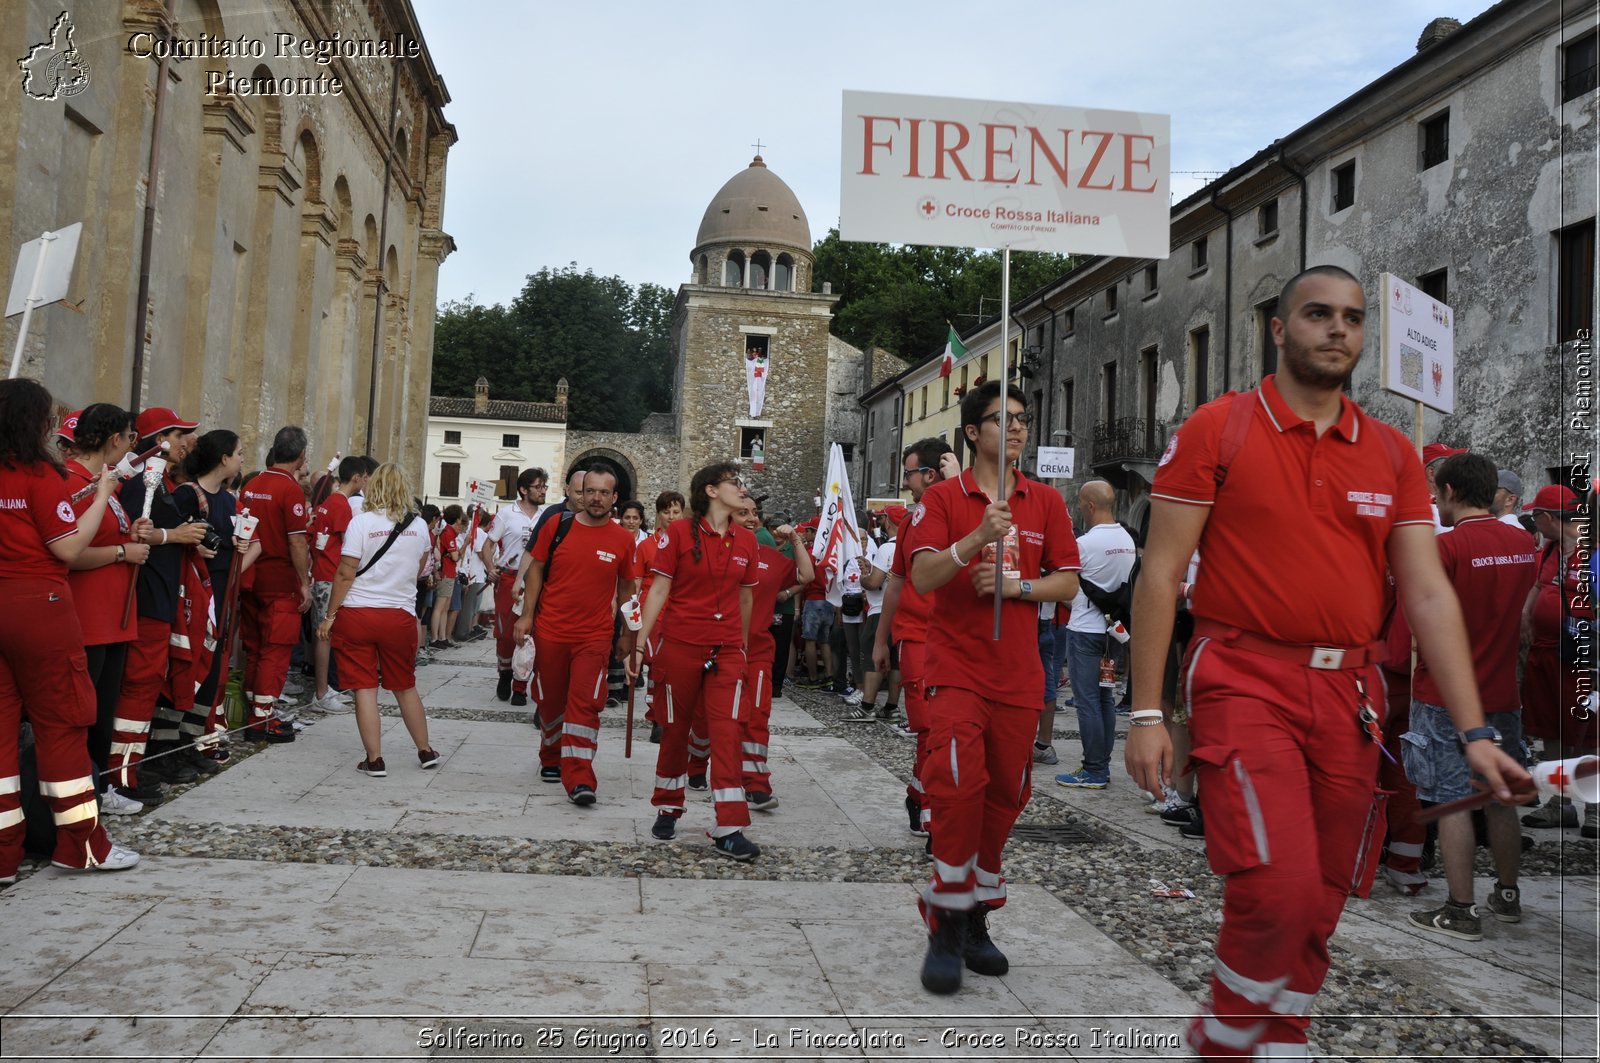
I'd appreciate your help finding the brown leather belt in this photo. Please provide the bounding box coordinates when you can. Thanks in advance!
[1192,620,1384,670]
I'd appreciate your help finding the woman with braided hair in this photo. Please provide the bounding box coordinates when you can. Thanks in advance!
[624,462,762,859]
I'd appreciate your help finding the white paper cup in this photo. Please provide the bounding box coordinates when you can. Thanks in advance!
[1531,756,1600,803]
[235,513,260,542]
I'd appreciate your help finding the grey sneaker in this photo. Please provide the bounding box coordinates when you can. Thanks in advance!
[1523,800,1579,829]
[1486,882,1522,923]
[1032,744,1059,765]
[1409,900,1482,941]
[843,703,875,723]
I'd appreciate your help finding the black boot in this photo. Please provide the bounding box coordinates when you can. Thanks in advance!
[496,669,512,702]
[964,906,1008,976]
[920,910,967,995]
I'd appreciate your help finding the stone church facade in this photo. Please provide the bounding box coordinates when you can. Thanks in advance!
[2,0,454,477]
[564,156,898,524]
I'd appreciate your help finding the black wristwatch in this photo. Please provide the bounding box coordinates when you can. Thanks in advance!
[1458,725,1501,748]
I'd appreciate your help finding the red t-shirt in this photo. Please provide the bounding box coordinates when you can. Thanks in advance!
[748,543,798,660]
[1413,516,1538,711]
[910,468,1080,708]
[1151,377,1433,646]
[309,491,353,583]
[634,533,659,602]
[530,515,638,643]
[0,462,78,582]
[309,492,352,583]
[802,564,829,602]
[440,526,460,579]
[240,467,308,595]
[66,460,137,645]
[1528,541,1590,649]
[889,532,935,644]
[650,517,760,647]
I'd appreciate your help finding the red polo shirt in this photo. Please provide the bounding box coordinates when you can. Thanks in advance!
[910,468,1080,708]
[241,467,308,595]
[0,462,77,582]
[1152,376,1432,646]
[650,517,759,647]
[1413,515,1536,711]
[748,543,797,659]
[530,515,638,643]
[889,527,935,644]
[66,460,137,645]
[309,491,353,583]
[439,525,460,579]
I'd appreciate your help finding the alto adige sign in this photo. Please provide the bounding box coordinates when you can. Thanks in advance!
[840,90,1171,258]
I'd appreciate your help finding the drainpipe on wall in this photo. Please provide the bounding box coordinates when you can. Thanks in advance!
[128,0,174,417]
[1210,187,1235,394]
[1278,153,1309,272]
[364,60,401,456]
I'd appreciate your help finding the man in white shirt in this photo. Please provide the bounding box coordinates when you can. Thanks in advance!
[1054,480,1138,789]
[1493,469,1533,534]
[482,467,547,703]
[452,509,492,643]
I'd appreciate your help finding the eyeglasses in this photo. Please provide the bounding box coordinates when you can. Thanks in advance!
[716,476,747,490]
[902,466,934,484]
[987,411,1033,429]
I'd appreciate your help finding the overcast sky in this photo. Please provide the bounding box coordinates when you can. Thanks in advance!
[410,0,1502,308]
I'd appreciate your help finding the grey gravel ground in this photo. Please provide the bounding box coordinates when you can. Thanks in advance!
[16,668,1594,1061]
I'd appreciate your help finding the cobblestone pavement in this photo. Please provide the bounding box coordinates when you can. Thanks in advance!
[0,637,1595,1061]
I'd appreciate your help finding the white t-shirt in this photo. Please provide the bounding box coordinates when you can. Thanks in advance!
[1068,522,1138,633]
[340,510,429,611]
[488,502,537,569]
[348,492,365,516]
[866,539,895,616]
[839,556,865,624]
[461,526,489,583]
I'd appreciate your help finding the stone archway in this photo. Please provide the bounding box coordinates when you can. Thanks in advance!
[571,446,638,508]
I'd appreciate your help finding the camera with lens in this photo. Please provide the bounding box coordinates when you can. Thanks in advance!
[189,517,223,553]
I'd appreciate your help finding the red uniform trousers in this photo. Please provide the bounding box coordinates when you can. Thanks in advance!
[154,571,213,747]
[898,639,933,832]
[918,685,1038,924]
[1182,638,1385,1059]
[241,590,300,723]
[532,636,609,790]
[648,636,749,834]
[1523,642,1599,747]
[1377,663,1425,882]
[739,654,774,795]
[109,616,172,788]
[0,578,113,874]
[493,571,530,694]
[686,693,711,778]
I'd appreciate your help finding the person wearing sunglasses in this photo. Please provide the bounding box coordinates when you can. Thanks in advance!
[904,380,1082,994]
[624,463,763,860]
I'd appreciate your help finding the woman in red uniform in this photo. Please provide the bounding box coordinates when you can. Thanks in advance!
[63,405,153,814]
[0,379,139,880]
[626,462,761,859]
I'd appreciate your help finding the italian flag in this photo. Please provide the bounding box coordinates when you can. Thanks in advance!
[940,325,966,378]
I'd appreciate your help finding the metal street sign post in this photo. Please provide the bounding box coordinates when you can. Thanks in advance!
[6,222,83,379]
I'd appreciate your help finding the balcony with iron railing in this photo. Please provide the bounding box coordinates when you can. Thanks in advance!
[1090,417,1169,468]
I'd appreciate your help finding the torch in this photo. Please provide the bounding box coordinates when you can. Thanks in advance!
[1418,756,1598,822]
[121,448,170,626]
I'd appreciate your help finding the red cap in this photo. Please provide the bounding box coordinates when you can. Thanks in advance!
[135,407,199,438]
[56,410,81,443]
[796,517,819,531]
[1422,443,1467,466]
[1524,484,1580,515]
[882,504,909,524]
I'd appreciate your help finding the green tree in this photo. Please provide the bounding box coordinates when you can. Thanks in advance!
[811,228,1076,362]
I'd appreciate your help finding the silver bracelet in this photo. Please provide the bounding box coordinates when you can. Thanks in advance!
[1129,717,1165,728]
[950,542,970,568]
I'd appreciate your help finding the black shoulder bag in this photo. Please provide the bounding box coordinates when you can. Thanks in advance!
[357,512,416,578]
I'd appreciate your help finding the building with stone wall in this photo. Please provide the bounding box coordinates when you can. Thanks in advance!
[863,0,1597,531]
[423,378,566,506]
[2,0,453,479]
[551,156,880,525]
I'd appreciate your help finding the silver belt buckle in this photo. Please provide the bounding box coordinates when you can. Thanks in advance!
[1309,647,1345,670]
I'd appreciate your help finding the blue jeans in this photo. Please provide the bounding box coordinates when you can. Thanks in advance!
[1039,622,1067,703]
[1066,629,1115,777]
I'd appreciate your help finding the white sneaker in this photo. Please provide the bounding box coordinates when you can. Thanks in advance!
[100,786,144,816]
[845,690,864,706]
[1382,864,1429,896]
[312,692,353,714]
[1148,788,1191,815]
[54,844,140,872]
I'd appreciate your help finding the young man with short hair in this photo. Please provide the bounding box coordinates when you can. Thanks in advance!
[907,382,1081,994]
[483,467,547,704]
[240,425,313,741]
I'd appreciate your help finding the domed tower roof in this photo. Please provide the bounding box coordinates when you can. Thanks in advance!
[694,156,811,252]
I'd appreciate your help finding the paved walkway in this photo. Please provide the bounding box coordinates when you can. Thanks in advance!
[0,637,1595,1061]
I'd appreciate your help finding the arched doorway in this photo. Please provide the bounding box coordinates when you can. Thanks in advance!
[571,447,639,511]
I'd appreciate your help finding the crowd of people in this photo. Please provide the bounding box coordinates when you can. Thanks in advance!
[0,266,1590,1060]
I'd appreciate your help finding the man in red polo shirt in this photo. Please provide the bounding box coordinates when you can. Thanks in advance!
[873,437,959,841]
[513,468,638,800]
[482,467,546,705]
[239,426,312,742]
[907,381,1081,995]
[1126,265,1529,1060]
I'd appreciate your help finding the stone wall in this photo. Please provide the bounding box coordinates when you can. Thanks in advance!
[1,0,453,481]
[563,430,681,513]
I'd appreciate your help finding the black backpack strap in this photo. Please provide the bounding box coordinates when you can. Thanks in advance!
[1213,389,1258,491]
[542,510,577,582]
[356,511,415,578]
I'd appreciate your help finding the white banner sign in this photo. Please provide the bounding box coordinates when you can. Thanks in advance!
[840,91,1170,258]
[1378,272,1455,414]
[469,478,496,505]
[1034,446,1076,479]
